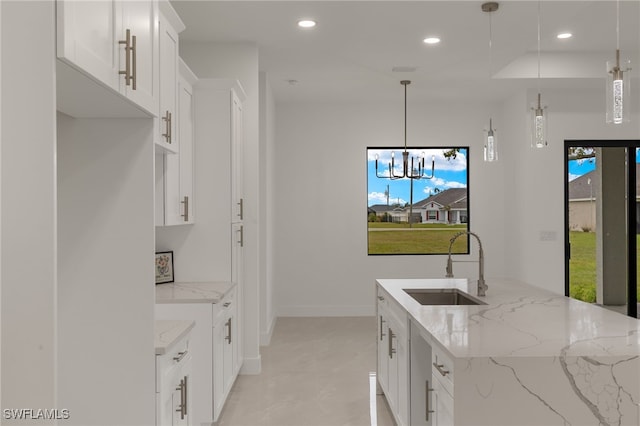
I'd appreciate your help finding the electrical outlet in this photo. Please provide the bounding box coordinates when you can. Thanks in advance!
[539,231,557,241]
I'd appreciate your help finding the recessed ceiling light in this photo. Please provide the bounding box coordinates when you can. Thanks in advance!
[423,37,441,45]
[557,32,572,39]
[297,20,316,28]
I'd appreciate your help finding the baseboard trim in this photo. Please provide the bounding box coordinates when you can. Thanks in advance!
[239,355,261,375]
[260,316,276,346]
[277,305,375,317]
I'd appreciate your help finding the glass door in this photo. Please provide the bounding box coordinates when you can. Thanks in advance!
[564,141,638,318]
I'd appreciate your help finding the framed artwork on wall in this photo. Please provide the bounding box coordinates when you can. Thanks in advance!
[155,251,174,284]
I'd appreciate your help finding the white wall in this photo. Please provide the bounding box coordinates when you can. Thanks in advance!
[57,114,156,425]
[176,42,262,372]
[1,0,57,415]
[259,72,276,345]
[502,88,640,294]
[274,101,507,316]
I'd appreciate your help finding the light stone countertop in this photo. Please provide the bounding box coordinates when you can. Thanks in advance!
[377,278,640,358]
[155,320,195,355]
[155,281,235,304]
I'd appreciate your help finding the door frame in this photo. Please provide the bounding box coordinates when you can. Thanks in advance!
[564,140,638,318]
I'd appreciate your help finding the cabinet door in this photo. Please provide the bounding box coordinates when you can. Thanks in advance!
[396,333,409,426]
[56,0,120,90]
[432,375,454,426]
[387,324,399,412]
[377,310,389,393]
[230,92,244,222]
[222,312,234,394]
[212,321,225,421]
[178,75,195,223]
[120,0,158,114]
[157,11,179,153]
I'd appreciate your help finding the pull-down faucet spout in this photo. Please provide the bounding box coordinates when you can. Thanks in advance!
[445,231,487,297]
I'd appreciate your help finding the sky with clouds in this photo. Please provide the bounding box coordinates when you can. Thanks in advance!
[367,148,468,207]
[568,148,640,182]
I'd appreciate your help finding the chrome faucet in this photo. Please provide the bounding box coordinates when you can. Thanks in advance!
[445,231,488,297]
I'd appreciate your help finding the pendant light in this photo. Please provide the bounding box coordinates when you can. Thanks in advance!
[482,2,499,162]
[375,81,435,180]
[606,0,631,124]
[531,0,547,148]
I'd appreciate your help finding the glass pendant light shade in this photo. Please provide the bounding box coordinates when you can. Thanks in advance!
[484,118,498,162]
[606,50,631,124]
[531,93,547,148]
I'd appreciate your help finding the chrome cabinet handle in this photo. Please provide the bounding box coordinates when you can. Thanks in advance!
[175,377,186,419]
[119,29,132,86]
[238,225,244,247]
[131,33,137,90]
[377,295,384,301]
[181,196,189,221]
[162,111,172,144]
[223,302,231,307]
[388,328,395,359]
[426,380,435,421]
[173,350,188,363]
[237,198,243,220]
[225,318,232,344]
[379,316,386,341]
[433,362,449,377]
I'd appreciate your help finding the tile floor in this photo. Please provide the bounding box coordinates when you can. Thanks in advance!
[218,317,396,426]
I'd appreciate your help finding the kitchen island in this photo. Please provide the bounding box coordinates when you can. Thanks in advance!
[377,278,640,426]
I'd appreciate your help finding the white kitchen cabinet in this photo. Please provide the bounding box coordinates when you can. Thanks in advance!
[409,322,434,426]
[56,0,159,115]
[155,287,240,425]
[230,90,244,223]
[376,288,409,426]
[156,326,193,426]
[158,58,196,226]
[156,1,185,154]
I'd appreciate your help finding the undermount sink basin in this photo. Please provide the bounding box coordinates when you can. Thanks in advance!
[404,288,487,306]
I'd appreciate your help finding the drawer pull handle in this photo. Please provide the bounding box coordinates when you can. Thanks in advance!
[379,316,386,341]
[173,350,188,363]
[377,295,384,301]
[223,302,231,307]
[433,362,449,377]
[181,196,189,222]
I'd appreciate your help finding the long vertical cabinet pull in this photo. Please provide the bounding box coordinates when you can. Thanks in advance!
[388,328,395,359]
[237,198,244,220]
[426,380,435,421]
[181,196,189,221]
[225,318,232,344]
[131,32,137,90]
[118,29,137,88]
[237,225,244,247]
[379,316,386,341]
[183,376,188,416]
[162,111,172,144]
[175,377,187,419]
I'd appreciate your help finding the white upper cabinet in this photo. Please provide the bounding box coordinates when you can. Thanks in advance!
[156,0,184,153]
[120,0,159,114]
[56,1,121,91]
[56,0,159,116]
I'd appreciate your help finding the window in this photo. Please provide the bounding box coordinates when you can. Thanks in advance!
[367,147,470,255]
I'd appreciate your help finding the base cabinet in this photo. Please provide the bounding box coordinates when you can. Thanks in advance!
[156,332,192,426]
[155,287,241,425]
[377,288,409,426]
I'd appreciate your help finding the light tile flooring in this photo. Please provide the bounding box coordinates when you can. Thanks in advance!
[218,317,396,426]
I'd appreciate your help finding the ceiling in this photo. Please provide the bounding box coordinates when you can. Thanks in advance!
[171,1,640,103]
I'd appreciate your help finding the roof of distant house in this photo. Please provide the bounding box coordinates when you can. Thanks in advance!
[368,204,404,213]
[569,164,640,200]
[413,188,467,209]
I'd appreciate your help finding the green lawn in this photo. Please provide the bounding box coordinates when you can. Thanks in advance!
[368,223,467,229]
[368,226,468,254]
[569,231,640,303]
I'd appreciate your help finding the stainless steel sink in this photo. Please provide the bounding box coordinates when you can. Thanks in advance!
[404,289,487,305]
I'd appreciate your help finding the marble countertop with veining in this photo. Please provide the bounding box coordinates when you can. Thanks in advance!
[155,320,195,355]
[377,278,640,359]
[156,281,235,304]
